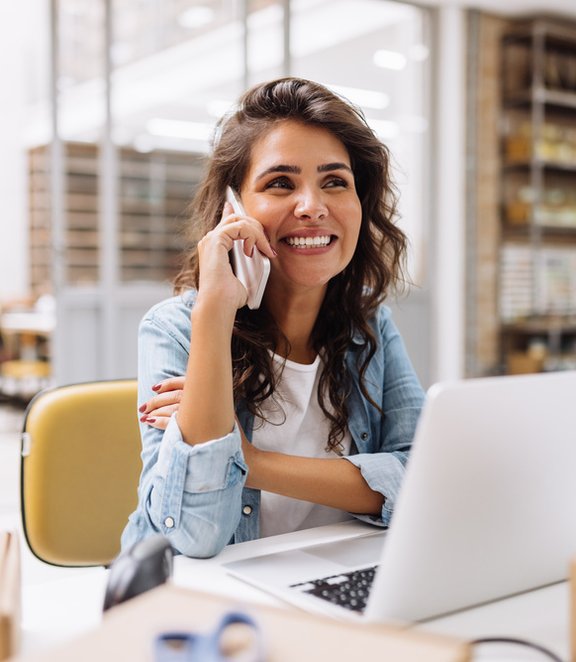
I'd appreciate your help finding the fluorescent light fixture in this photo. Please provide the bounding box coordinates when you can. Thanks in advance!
[178,6,215,29]
[328,84,389,110]
[146,118,214,141]
[373,49,407,71]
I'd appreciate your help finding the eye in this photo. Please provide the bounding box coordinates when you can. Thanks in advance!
[265,176,294,190]
[323,176,349,189]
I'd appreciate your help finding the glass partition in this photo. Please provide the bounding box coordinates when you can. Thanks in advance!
[291,0,430,285]
[27,0,432,383]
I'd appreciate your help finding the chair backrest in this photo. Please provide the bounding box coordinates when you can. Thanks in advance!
[20,380,142,567]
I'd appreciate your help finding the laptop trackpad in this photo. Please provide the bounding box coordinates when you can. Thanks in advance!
[224,531,386,588]
[304,531,385,567]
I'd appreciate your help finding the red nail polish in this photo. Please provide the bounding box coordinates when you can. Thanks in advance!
[152,384,161,391]
[138,404,146,412]
[146,417,156,424]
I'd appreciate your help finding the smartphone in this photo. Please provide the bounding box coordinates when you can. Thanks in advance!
[225,186,270,310]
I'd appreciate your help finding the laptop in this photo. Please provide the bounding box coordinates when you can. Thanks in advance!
[224,370,576,623]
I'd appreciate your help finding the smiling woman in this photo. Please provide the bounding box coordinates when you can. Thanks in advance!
[239,120,362,297]
[122,77,425,557]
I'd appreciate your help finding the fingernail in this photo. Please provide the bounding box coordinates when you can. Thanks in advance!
[146,417,156,424]
[139,415,148,422]
[138,404,147,412]
[271,246,278,256]
[250,246,254,257]
[152,384,161,392]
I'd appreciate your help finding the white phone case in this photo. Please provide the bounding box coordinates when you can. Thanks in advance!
[226,187,271,310]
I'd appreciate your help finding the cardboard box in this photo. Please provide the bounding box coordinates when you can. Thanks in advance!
[11,584,470,661]
[0,531,20,661]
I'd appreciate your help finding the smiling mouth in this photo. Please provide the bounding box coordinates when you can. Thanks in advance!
[283,235,334,248]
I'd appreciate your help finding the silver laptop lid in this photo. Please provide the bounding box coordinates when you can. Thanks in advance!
[366,370,576,622]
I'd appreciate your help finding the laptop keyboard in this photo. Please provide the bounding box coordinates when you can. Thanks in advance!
[290,565,378,612]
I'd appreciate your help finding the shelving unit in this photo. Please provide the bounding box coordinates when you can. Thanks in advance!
[28,143,206,293]
[498,18,576,373]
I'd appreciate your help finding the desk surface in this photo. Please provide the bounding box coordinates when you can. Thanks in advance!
[18,521,570,660]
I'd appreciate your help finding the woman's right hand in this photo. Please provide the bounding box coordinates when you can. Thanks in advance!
[196,201,275,311]
[139,376,185,430]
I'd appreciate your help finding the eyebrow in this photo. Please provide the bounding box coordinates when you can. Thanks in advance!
[318,162,353,174]
[255,162,353,181]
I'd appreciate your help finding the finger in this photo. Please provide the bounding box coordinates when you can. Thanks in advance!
[141,404,179,420]
[152,376,186,393]
[223,220,276,260]
[139,389,183,415]
[255,234,277,259]
[142,415,170,431]
[243,235,257,257]
[221,201,234,220]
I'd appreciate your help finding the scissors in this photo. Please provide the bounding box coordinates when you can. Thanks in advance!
[154,611,265,662]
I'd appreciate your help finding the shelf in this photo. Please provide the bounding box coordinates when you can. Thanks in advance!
[502,18,576,45]
[503,159,576,172]
[502,224,576,237]
[501,317,576,334]
[28,142,205,292]
[497,17,576,374]
[504,87,576,109]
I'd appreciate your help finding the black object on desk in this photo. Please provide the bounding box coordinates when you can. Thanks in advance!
[103,534,173,611]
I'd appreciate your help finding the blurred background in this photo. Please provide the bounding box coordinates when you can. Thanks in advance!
[2,0,576,404]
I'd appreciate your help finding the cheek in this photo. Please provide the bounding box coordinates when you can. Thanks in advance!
[344,203,363,242]
[251,201,282,235]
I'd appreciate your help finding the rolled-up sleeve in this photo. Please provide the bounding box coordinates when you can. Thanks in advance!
[121,296,249,558]
[148,417,247,557]
[345,452,406,526]
[343,306,424,527]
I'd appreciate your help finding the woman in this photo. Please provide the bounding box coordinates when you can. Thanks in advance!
[121,77,425,557]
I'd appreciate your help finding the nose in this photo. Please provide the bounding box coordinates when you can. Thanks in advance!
[294,188,328,222]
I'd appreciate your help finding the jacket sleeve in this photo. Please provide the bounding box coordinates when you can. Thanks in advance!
[344,307,425,527]
[121,303,248,558]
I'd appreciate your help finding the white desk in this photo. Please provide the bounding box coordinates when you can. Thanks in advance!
[19,521,571,660]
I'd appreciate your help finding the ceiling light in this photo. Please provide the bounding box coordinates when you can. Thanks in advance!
[373,49,407,71]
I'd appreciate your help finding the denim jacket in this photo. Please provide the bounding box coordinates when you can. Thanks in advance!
[121,290,425,557]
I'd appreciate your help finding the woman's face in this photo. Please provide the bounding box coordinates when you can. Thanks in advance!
[239,120,362,298]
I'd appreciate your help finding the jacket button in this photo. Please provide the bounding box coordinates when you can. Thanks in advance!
[361,432,369,441]
[242,505,253,516]
[164,516,175,529]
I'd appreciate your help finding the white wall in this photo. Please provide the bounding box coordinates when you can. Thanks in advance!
[0,4,30,302]
[430,4,467,382]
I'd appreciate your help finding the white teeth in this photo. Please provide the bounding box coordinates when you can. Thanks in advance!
[285,235,331,248]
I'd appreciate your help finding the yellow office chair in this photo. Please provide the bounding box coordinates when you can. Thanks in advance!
[20,380,142,567]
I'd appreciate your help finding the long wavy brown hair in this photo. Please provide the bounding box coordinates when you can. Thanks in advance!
[174,77,408,451]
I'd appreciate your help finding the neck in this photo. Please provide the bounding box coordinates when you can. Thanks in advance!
[264,285,326,364]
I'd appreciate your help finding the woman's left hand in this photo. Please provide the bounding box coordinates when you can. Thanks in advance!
[139,376,185,430]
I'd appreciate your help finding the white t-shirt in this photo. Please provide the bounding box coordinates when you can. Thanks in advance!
[252,353,353,538]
